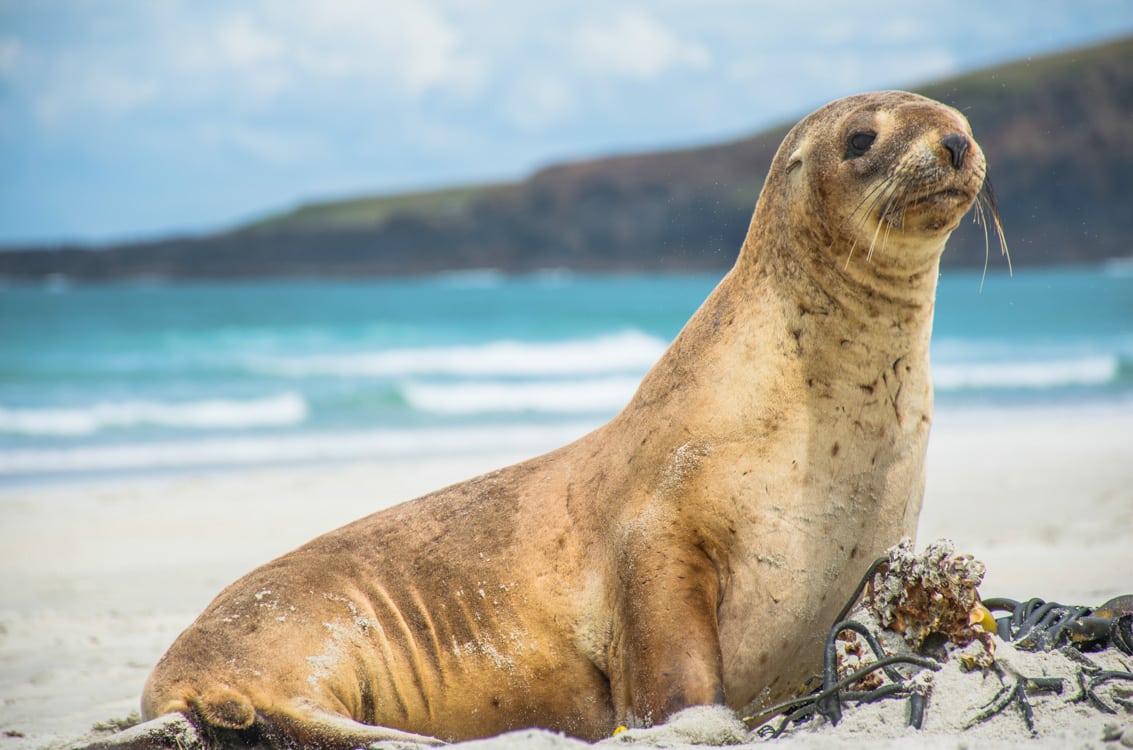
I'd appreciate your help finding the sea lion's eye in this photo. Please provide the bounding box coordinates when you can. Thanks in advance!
[845,131,877,159]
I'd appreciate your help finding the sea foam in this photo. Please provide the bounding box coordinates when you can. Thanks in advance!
[0,422,599,476]
[251,330,668,378]
[933,354,1121,390]
[403,376,642,415]
[0,393,308,436]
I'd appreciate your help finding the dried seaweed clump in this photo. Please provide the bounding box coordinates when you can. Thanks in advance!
[834,630,885,690]
[865,538,995,667]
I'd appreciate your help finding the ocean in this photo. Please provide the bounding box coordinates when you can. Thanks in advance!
[1,264,1130,481]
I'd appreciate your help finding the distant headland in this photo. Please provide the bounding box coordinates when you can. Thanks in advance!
[1,36,1129,281]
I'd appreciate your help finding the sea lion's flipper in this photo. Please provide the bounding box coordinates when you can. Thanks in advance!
[196,685,255,728]
[609,530,725,727]
[73,705,443,750]
[69,714,201,750]
[262,703,445,747]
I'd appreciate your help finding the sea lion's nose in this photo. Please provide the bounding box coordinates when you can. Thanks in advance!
[941,132,969,169]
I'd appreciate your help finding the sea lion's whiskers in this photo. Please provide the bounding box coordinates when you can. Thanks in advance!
[971,175,1010,291]
[843,178,894,268]
[980,177,1011,273]
[865,216,886,263]
[879,216,898,261]
[866,175,907,262]
[973,198,992,292]
[877,168,918,261]
[849,178,893,225]
[845,179,893,268]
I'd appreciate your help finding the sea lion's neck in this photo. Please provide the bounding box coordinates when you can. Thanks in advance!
[739,216,945,322]
[737,212,943,356]
[619,225,942,443]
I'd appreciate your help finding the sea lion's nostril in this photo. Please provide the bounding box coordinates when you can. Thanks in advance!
[941,132,969,169]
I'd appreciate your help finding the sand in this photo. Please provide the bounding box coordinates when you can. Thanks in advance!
[1,401,1131,749]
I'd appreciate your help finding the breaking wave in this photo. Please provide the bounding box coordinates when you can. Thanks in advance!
[250,330,668,378]
[0,422,599,476]
[933,354,1124,391]
[403,376,641,415]
[0,393,308,437]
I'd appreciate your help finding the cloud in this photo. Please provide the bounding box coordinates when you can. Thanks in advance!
[11,0,488,127]
[203,14,292,103]
[251,0,486,99]
[30,67,159,126]
[366,3,484,97]
[0,36,21,76]
[501,73,576,131]
[215,13,286,67]
[573,8,711,80]
[198,122,326,165]
[489,6,718,132]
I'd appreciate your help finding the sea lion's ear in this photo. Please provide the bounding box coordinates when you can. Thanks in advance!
[785,147,803,175]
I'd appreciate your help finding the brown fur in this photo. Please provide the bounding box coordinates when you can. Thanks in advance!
[140,91,988,746]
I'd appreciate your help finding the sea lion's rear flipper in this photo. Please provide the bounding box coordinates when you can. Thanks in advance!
[69,714,201,750]
[263,702,445,747]
[72,704,443,750]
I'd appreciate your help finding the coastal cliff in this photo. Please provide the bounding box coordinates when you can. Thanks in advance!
[1,36,1129,280]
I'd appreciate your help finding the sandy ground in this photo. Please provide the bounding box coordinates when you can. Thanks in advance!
[1,401,1131,749]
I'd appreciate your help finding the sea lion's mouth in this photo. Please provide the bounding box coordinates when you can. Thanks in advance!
[902,187,975,209]
[881,186,976,227]
[925,187,978,204]
[922,188,969,201]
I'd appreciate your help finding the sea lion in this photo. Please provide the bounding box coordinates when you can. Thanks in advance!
[129,91,1003,748]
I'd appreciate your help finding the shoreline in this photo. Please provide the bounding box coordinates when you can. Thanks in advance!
[1,399,1131,747]
[3,395,1129,491]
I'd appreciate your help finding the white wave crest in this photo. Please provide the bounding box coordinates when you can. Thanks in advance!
[0,422,600,475]
[0,393,308,436]
[403,376,641,415]
[934,355,1119,390]
[252,330,668,378]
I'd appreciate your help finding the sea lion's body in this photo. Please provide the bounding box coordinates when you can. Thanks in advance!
[140,91,997,747]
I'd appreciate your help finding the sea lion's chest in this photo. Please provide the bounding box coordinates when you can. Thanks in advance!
[710,371,932,709]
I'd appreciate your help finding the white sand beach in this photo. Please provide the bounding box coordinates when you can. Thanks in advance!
[1,400,1131,749]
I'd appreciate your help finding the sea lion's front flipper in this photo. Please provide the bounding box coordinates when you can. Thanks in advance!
[608,526,724,728]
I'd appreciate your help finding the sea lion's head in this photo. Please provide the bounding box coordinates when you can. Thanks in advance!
[753,91,1005,272]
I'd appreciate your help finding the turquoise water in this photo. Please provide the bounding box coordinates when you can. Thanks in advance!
[1,265,1130,479]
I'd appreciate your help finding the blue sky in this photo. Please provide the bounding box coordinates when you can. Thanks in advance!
[1,1,1131,245]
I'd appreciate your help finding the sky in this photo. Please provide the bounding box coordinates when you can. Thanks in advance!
[1,1,1131,246]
